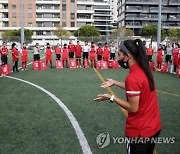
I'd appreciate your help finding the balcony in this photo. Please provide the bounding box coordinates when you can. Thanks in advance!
[0,8,8,13]
[77,19,94,22]
[77,10,94,14]
[0,17,9,22]
[169,0,180,5]
[36,18,60,22]
[0,0,8,3]
[126,0,158,5]
[36,0,60,4]
[77,0,94,5]
[36,9,60,13]
[150,7,180,13]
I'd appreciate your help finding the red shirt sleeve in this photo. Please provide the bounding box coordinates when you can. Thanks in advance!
[125,76,142,97]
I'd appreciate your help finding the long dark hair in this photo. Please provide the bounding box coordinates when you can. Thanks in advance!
[11,43,16,49]
[124,39,155,91]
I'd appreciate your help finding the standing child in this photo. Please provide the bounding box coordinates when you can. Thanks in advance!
[12,43,19,72]
[96,43,103,61]
[21,43,28,70]
[110,42,117,60]
[45,43,53,68]
[172,43,180,73]
[75,41,82,68]
[147,44,154,61]
[156,44,164,71]
[103,42,110,61]
[62,44,68,68]
[90,42,96,67]
[55,43,61,60]
[0,42,8,65]
[68,40,76,59]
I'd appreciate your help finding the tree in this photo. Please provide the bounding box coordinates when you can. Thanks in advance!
[167,28,179,41]
[110,27,134,39]
[73,25,100,42]
[53,25,71,38]
[141,24,166,41]
[1,29,33,43]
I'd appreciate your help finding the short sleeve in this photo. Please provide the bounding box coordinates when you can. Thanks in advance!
[125,76,142,97]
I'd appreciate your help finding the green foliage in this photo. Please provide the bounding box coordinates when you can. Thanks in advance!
[141,24,166,40]
[73,25,100,42]
[1,29,33,43]
[110,27,134,38]
[53,25,71,38]
[167,28,180,41]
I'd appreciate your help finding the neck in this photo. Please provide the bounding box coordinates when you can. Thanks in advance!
[128,59,137,68]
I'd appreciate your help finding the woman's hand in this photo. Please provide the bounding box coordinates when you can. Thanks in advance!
[94,94,111,102]
[101,78,114,88]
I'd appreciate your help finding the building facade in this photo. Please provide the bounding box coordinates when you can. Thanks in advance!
[0,0,112,43]
[117,0,180,35]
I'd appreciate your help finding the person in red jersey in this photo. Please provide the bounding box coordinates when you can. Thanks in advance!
[55,43,61,60]
[156,44,164,70]
[45,43,53,68]
[62,44,68,68]
[90,42,96,67]
[146,44,154,61]
[12,43,19,72]
[75,41,82,68]
[0,42,8,65]
[95,39,161,154]
[68,40,76,59]
[103,42,110,61]
[21,43,28,70]
[96,43,103,60]
[172,43,180,73]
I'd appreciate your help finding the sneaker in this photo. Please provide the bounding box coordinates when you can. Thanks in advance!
[79,65,82,68]
[22,69,24,71]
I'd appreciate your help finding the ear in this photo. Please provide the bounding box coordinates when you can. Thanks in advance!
[124,53,131,61]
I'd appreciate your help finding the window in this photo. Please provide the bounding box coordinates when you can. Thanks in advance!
[12,13,16,18]
[28,22,33,27]
[62,21,66,27]
[71,0,75,2]
[28,13,32,18]
[12,22,17,27]
[71,13,75,19]
[12,4,16,9]
[62,4,66,11]
[28,4,32,9]
[71,22,75,27]
[36,31,43,35]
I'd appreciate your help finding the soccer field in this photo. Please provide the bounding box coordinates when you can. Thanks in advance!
[0,53,180,154]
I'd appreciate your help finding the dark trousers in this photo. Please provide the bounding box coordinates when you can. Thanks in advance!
[148,55,152,61]
[34,54,40,61]
[126,130,161,154]
[13,61,18,72]
[69,52,74,58]
[97,55,102,61]
[56,54,61,60]
[1,56,8,65]
[110,53,116,60]
[165,55,171,63]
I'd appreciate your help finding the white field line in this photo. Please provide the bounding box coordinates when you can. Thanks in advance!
[5,75,92,154]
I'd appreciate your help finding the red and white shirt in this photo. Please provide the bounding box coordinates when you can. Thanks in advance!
[125,63,161,138]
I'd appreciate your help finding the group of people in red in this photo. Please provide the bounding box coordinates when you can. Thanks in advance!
[146,41,180,74]
[32,40,117,68]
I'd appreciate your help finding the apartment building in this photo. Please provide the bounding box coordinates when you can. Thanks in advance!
[117,0,180,35]
[0,0,112,42]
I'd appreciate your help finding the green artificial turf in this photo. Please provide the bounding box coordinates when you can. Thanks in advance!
[0,53,180,154]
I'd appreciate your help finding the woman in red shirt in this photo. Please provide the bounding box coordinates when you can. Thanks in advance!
[95,39,161,154]
[21,43,28,70]
[103,42,110,61]
[156,44,164,70]
[75,41,82,68]
[62,44,68,68]
[45,43,53,68]
[173,43,179,73]
[12,43,19,72]
[146,44,154,61]
[90,42,96,67]
[55,43,61,60]
[96,43,103,61]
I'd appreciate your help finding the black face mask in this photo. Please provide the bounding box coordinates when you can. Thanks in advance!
[118,58,129,69]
